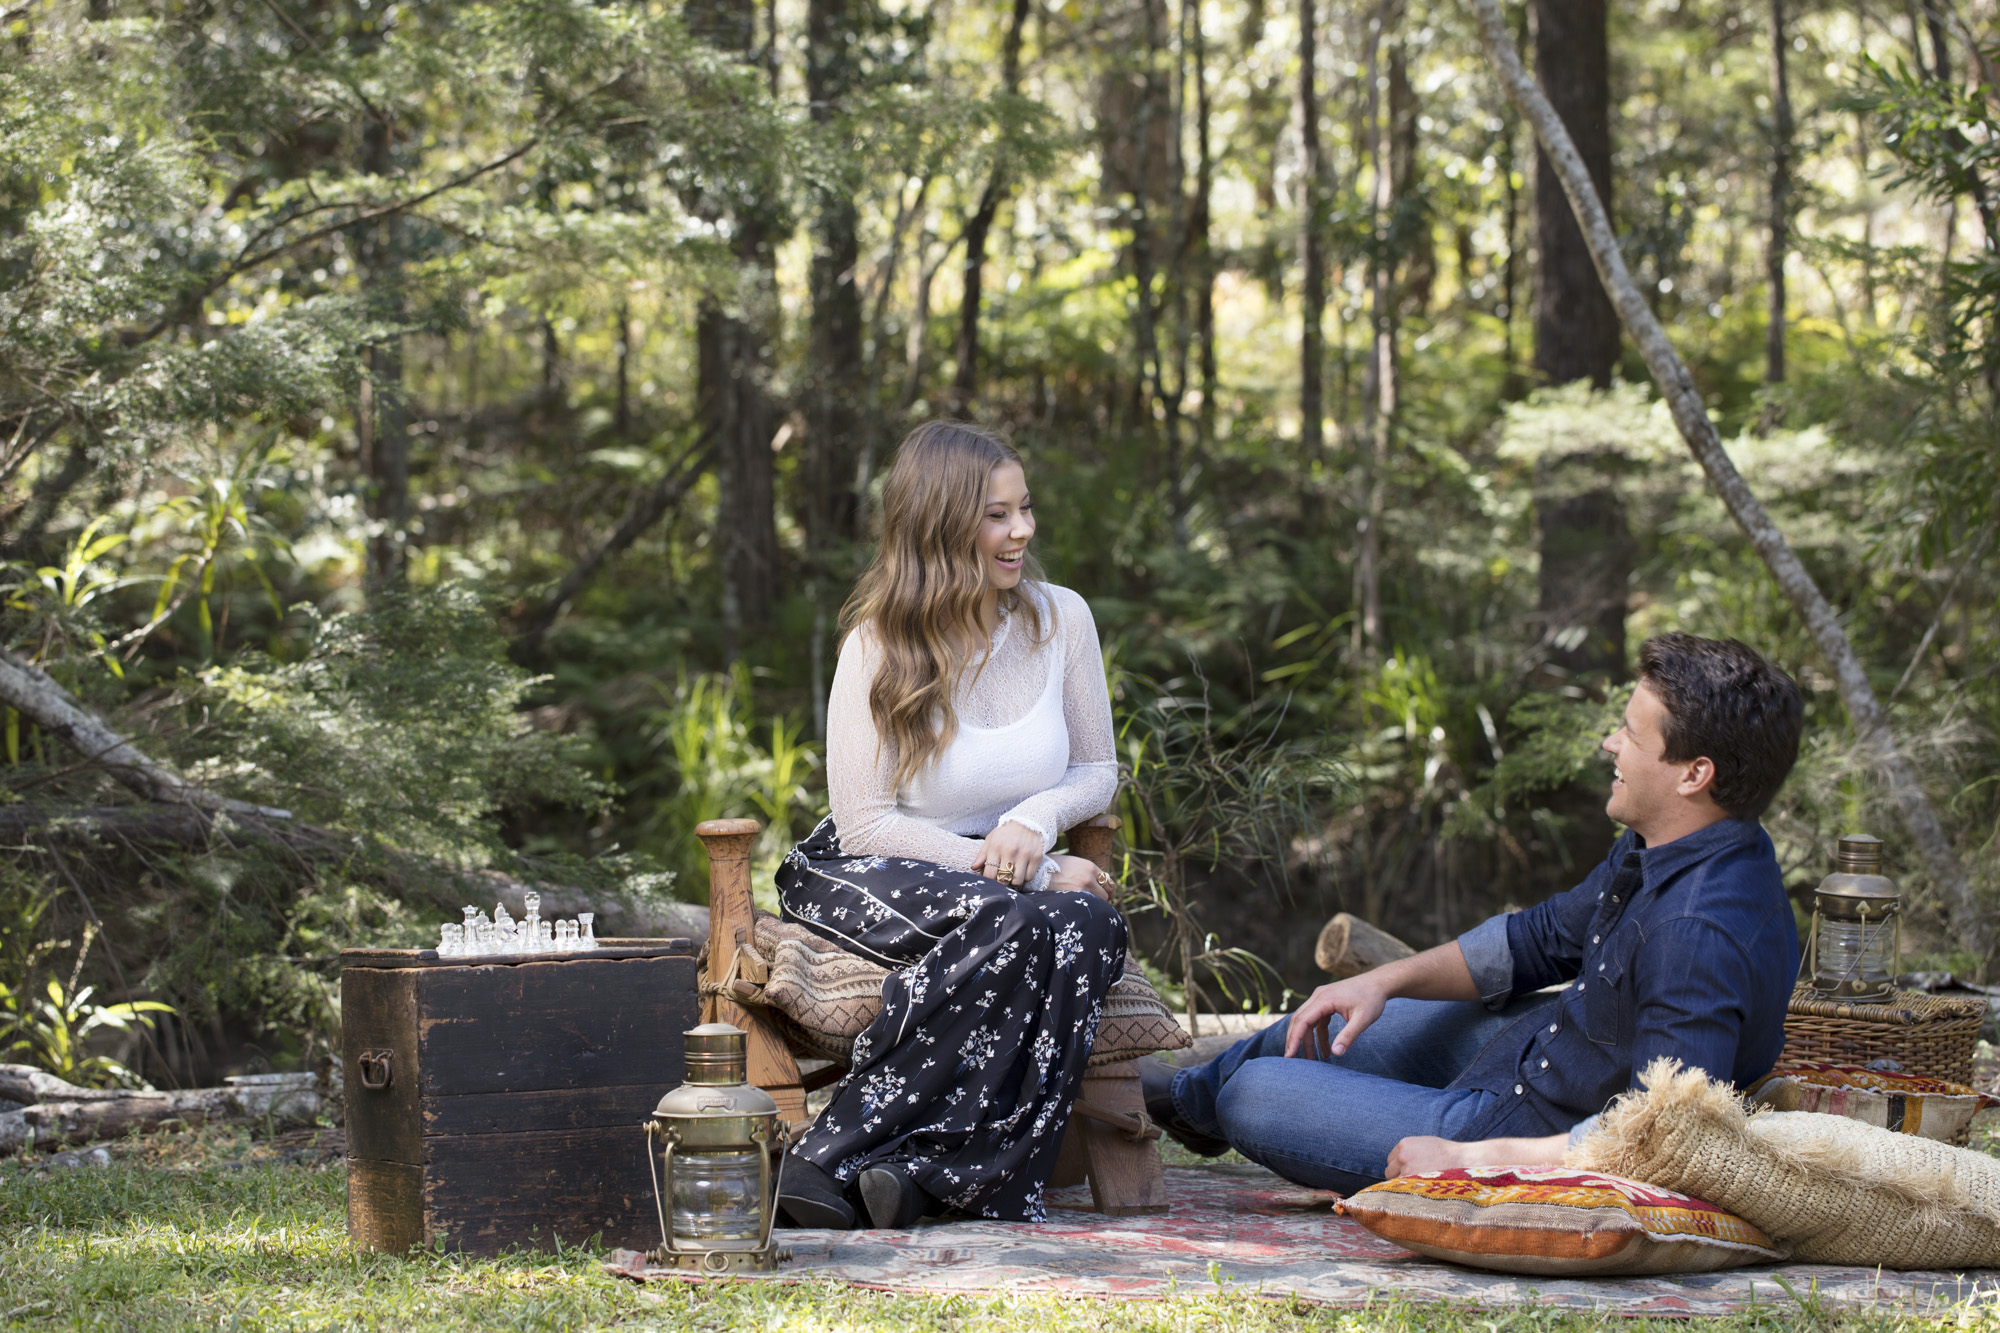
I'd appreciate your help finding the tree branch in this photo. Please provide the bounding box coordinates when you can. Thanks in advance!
[1469,0,1989,964]
[0,650,289,819]
[514,440,713,651]
[132,141,539,347]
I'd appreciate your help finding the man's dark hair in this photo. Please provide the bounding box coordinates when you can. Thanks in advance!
[1637,633,1804,820]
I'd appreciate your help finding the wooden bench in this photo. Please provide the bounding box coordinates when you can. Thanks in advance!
[695,816,1168,1216]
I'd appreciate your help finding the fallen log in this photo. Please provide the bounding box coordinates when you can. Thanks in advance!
[0,1065,323,1156]
[0,648,286,818]
[0,803,354,860]
[1315,913,1415,978]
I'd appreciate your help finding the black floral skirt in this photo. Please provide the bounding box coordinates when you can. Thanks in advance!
[774,815,1128,1222]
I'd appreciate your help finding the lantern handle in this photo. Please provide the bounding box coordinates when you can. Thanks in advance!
[645,1120,683,1258]
[756,1119,789,1251]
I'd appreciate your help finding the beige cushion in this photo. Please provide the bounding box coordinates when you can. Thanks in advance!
[1569,1058,2000,1269]
[745,911,1190,1066]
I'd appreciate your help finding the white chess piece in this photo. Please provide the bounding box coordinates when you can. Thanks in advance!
[578,913,597,950]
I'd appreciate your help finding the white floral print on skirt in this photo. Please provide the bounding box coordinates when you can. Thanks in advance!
[775,815,1128,1222]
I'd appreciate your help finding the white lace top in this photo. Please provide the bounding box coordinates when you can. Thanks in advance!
[826,582,1118,892]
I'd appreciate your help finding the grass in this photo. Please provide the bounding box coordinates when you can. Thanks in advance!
[0,1125,1996,1332]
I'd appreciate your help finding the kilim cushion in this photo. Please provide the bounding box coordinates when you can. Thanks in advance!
[1753,1063,1996,1146]
[1337,1167,1784,1276]
[1087,963,1194,1067]
[1571,1057,2000,1268]
[760,937,886,1041]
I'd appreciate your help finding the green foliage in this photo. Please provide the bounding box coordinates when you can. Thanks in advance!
[4,0,2000,1063]
[0,974,174,1091]
[1448,688,1631,842]
[1116,671,1347,1015]
[187,586,608,859]
[0,924,174,1089]
[637,669,824,905]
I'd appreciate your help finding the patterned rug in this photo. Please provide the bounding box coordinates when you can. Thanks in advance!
[605,1162,2000,1315]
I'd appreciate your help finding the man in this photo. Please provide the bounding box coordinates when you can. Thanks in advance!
[1141,633,1805,1191]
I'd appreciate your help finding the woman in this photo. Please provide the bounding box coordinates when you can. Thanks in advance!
[773,420,1127,1231]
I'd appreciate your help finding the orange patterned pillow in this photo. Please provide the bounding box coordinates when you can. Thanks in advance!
[1337,1167,1787,1276]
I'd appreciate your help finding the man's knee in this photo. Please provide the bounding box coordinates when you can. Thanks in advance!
[1213,1060,1383,1193]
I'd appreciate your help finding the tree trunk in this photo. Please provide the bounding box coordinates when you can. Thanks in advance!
[357,113,409,592]
[806,0,863,552]
[950,0,1031,415]
[1354,2,1401,665]
[615,301,633,437]
[1314,912,1415,977]
[1472,0,1991,970]
[1534,484,1632,679]
[1297,0,1326,455]
[699,299,778,638]
[689,0,781,633]
[1527,0,1625,682]
[1530,0,1616,389]
[1189,0,1217,455]
[1765,0,1792,387]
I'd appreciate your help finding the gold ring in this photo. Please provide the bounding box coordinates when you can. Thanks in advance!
[1001,862,1016,883]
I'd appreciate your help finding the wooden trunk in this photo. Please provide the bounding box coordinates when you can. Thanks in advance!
[341,942,698,1256]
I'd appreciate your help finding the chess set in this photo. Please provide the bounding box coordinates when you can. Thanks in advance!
[434,892,598,957]
[343,922,699,1254]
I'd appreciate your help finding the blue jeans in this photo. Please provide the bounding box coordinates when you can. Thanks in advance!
[1170,995,1555,1195]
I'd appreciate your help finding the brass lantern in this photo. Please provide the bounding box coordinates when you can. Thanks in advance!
[644,1023,791,1273]
[1807,834,1902,1003]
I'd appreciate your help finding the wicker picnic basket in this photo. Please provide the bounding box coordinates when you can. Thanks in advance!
[1776,983,1986,1086]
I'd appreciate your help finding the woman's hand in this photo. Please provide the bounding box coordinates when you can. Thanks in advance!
[971,821,1045,887]
[1046,855,1109,900]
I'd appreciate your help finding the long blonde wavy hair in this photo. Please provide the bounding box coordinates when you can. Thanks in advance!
[842,420,1050,790]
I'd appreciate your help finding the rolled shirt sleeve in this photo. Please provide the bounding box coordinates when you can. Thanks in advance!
[1456,837,1629,1012]
[1456,914,1518,1011]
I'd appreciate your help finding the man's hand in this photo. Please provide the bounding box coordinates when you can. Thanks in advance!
[971,821,1044,887]
[1384,1131,1570,1179]
[1044,854,1108,899]
[1284,976,1390,1058]
[1282,941,1485,1060]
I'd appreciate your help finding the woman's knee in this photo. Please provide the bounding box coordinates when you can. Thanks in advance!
[1011,888,1126,955]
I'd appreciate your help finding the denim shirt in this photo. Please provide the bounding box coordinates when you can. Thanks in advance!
[1448,817,1798,1142]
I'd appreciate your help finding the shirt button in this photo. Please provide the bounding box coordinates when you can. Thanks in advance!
[1577,982,1586,992]
[1592,934,1601,944]
[1540,1059,1550,1069]
[1612,895,1620,903]
[1598,962,1606,972]
[1515,1084,1524,1095]
[1548,1023,1558,1034]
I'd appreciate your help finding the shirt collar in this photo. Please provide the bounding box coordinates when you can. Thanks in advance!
[1630,817,1764,894]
